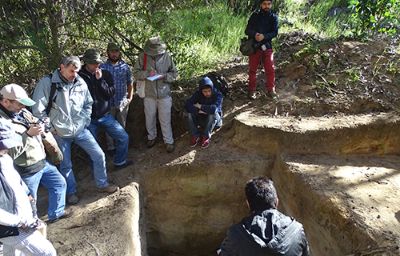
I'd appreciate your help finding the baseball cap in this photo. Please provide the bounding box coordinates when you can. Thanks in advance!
[0,84,36,107]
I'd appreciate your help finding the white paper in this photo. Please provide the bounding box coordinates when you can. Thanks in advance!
[147,74,163,81]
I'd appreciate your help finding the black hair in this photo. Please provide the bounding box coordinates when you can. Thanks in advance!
[245,177,278,212]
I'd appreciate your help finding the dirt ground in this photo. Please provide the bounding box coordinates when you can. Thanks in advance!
[31,32,400,255]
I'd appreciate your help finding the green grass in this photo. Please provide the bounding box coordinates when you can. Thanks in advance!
[149,4,247,79]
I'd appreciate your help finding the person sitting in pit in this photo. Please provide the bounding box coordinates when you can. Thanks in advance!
[218,176,310,256]
[185,76,223,149]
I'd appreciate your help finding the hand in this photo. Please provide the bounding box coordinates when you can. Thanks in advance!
[194,103,201,109]
[149,70,157,77]
[255,33,264,42]
[95,68,102,80]
[27,124,44,136]
[198,110,206,114]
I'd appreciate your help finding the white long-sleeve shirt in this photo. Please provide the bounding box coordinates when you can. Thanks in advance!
[0,154,36,227]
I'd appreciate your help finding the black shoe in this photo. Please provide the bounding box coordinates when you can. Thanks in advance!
[147,139,156,148]
[106,149,116,156]
[47,208,73,223]
[67,194,79,205]
[114,160,134,170]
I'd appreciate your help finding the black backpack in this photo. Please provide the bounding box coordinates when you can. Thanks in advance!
[205,72,229,97]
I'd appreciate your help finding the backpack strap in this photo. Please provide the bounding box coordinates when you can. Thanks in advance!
[45,74,57,116]
[142,53,147,71]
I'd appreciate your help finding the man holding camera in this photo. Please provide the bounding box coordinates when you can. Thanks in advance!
[245,0,279,100]
[0,84,71,223]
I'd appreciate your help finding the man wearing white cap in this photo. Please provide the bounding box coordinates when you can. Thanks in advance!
[0,83,71,223]
[0,117,57,255]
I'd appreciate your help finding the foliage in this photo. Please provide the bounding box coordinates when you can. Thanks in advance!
[349,0,400,36]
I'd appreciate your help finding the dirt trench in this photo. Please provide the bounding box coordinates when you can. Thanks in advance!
[139,111,400,256]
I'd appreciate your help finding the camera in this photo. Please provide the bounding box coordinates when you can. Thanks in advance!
[36,118,51,133]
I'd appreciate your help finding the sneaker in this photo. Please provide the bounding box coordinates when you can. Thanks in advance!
[48,208,73,223]
[248,91,257,100]
[98,184,119,193]
[190,136,200,147]
[166,143,175,153]
[114,160,134,170]
[200,137,210,149]
[67,194,79,205]
[147,139,156,148]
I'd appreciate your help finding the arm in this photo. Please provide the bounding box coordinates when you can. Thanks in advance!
[133,53,148,80]
[31,76,52,119]
[200,91,223,114]
[219,227,238,256]
[245,13,257,38]
[301,228,310,256]
[81,80,93,127]
[127,67,134,100]
[98,70,115,100]
[185,92,200,114]
[164,52,178,83]
[0,209,20,226]
[263,14,278,41]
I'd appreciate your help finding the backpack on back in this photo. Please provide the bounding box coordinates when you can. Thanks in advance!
[205,72,229,97]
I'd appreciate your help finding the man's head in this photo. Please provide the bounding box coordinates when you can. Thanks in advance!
[245,177,278,212]
[260,0,273,12]
[199,76,213,98]
[0,117,20,153]
[107,42,121,63]
[81,48,103,74]
[0,84,36,113]
[60,56,81,82]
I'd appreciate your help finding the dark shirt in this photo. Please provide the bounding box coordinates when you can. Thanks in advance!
[79,66,115,119]
[245,9,279,49]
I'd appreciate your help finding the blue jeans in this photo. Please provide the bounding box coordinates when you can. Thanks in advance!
[22,161,67,220]
[55,128,109,195]
[187,112,222,139]
[88,113,129,166]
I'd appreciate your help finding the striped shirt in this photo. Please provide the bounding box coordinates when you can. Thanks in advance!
[101,59,133,107]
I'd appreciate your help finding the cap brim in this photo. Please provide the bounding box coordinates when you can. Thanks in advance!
[17,98,36,107]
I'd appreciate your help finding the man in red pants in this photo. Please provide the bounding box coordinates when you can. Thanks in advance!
[245,0,279,100]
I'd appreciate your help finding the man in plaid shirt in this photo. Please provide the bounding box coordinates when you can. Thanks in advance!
[100,42,134,153]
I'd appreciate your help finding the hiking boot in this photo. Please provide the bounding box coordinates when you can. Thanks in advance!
[200,137,210,149]
[248,91,257,100]
[267,90,279,101]
[67,194,79,205]
[114,160,134,171]
[147,139,156,148]
[48,208,73,223]
[98,184,119,193]
[166,143,175,153]
[190,136,200,147]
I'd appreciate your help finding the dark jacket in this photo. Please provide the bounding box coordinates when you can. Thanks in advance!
[79,66,115,119]
[245,9,278,50]
[219,209,309,256]
[185,82,223,116]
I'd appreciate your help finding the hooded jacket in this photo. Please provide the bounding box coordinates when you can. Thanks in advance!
[78,66,115,119]
[32,69,93,138]
[219,209,309,256]
[185,82,223,116]
[245,9,278,50]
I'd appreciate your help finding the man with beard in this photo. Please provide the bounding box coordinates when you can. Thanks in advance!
[245,0,279,100]
[100,42,134,154]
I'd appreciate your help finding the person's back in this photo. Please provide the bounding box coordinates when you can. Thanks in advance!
[219,177,309,256]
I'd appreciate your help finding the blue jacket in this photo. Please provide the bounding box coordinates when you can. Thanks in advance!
[185,82,223,116]
[245,9,279,50]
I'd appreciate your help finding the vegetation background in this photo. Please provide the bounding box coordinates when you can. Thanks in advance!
[0,0,399,86]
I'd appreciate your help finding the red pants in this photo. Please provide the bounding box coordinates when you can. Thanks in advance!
[248,49,275,92]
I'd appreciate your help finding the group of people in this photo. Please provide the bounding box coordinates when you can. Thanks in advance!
[0,0,301,254]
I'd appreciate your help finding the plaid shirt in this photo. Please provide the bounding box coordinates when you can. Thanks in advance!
[100,59,133,107]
